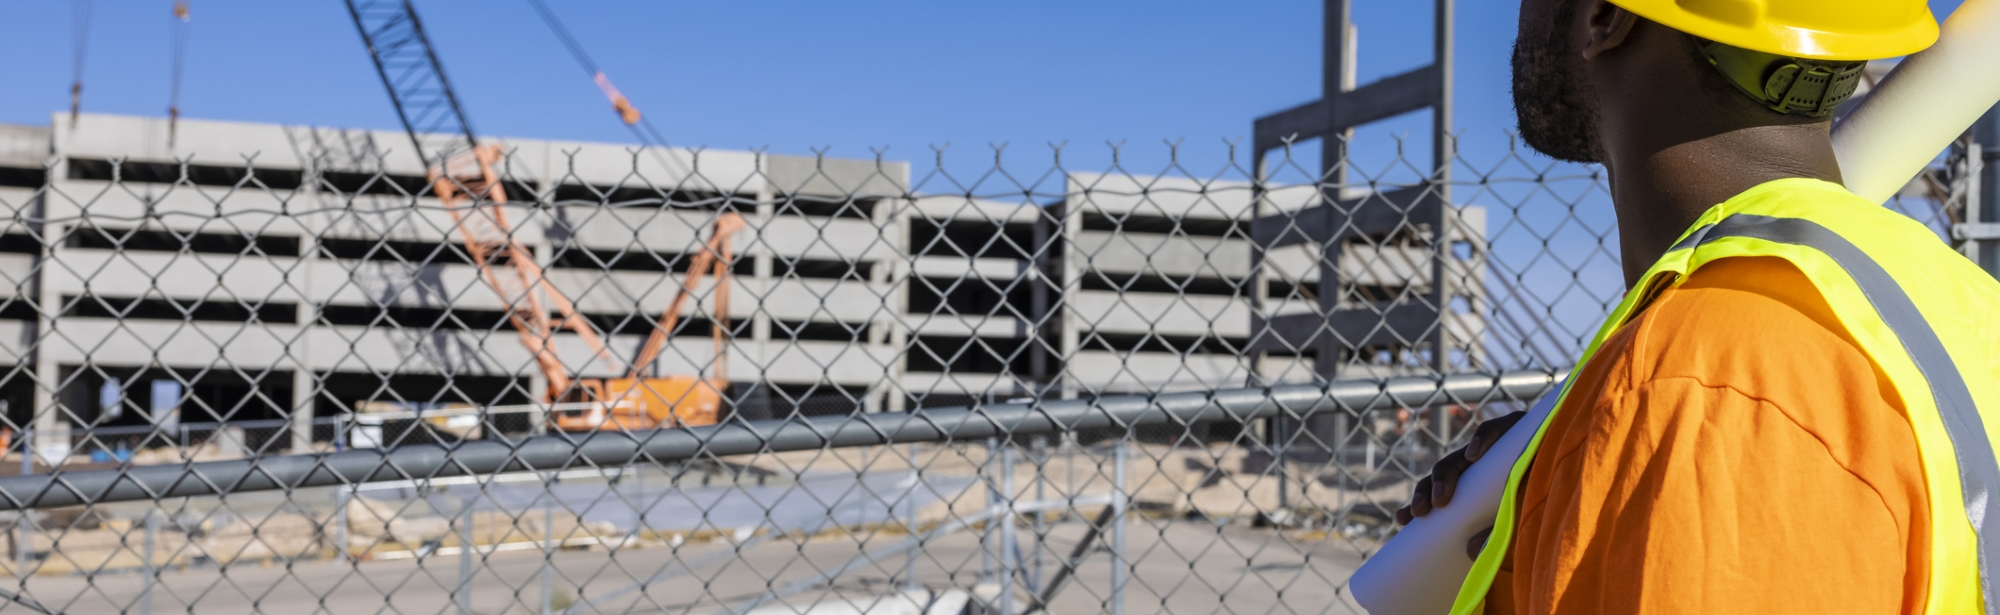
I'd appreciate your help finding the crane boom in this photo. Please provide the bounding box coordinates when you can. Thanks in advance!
[344,0,736,431]
[342,0,616,394]
[341,0,477,167]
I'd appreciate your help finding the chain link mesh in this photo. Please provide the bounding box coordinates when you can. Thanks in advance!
[0,116,1960,614]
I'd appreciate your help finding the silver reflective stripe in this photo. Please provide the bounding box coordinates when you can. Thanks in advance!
[1696,214,2000,614]
[1667,223,1716,254]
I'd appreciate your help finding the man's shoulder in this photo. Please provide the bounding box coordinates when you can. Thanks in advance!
[1603,254,1899,416]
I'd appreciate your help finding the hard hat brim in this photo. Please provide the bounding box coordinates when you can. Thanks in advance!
[1612,1,1939,61]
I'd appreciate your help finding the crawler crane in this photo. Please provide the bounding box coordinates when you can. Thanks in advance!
[345,0,736,430]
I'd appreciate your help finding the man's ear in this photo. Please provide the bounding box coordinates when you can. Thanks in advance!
[1580,2,1639,60]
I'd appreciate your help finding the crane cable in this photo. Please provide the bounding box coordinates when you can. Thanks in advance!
[522,0,690,184]
[69,0,97,129]
[168,0,191,149]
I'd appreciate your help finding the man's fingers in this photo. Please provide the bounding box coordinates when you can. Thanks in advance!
[1465,411,1528,462]
[1407,476,1434,518]
[1466,526,1495,560]
[1464,434,1493,461]
[1400,411,1529,528]
[1431,453,1467,508]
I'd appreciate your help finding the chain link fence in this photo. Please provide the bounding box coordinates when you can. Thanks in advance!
[0,115,1961,614]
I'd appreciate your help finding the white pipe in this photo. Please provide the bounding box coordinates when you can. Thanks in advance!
[1349,382,1564,615]
[1835,0,2000,203]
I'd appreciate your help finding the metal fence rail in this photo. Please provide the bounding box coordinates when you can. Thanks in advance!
[0,370,1561,511]
[0,114,1964,614]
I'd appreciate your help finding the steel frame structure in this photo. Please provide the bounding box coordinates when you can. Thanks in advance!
[1247,0,1458,379]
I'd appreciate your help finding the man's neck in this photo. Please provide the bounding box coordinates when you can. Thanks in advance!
[1601,122,1843,287]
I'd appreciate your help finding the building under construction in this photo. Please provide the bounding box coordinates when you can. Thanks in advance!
[0,112,1488,459]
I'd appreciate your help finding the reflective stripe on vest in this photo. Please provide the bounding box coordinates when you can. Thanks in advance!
[1448,180,2000,615]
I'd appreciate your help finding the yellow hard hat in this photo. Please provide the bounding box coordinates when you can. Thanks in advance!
[1609,0,1939,61]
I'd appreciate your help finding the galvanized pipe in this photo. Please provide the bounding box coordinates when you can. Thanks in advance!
[0,370,1562,510]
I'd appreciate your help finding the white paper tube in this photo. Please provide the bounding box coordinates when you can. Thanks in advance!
[1834,0,2000,203]
[1349,381,1564,615]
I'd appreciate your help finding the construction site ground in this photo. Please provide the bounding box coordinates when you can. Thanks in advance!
[11,516,1373,614]
[0,442,1417,613]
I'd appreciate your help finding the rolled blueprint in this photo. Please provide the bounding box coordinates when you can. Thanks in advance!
[1348,380,1564,615]
[1834,0,2000,204]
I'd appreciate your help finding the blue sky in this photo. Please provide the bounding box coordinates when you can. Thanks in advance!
[0,1,1970,363]
[0,0,1967,183]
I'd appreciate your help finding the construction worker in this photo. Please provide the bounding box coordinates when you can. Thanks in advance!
[1395,1,2000,614]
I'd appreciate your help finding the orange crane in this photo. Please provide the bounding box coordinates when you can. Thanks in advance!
[549,209,745,432]
[430,147,739,431]
[347,0,736,431]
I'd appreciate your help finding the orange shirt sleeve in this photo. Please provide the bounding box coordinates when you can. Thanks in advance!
[1488,256,1929,615]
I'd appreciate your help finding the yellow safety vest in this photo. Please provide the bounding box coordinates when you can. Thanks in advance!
[1449,178,2000,615]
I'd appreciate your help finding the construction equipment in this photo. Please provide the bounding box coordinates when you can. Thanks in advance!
[550,213,744,432]
[344,0,736,431]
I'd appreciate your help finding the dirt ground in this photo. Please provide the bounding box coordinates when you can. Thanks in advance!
[5,517,1374,615]
[0,441,1415,613]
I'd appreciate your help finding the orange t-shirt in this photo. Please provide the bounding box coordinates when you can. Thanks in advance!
[1485,256,1930,614]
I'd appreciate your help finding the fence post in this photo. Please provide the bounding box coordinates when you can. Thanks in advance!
[1111,436,1129,615]
[336,485,352,563]
[903,442,919,591]
[542,481,555,615]
[141,509,157,615]
[459,491,474,615]
[1031,434,1047,592]
[999,441,1017,615]
[15,435,28,575]
[1366,416,1378,478]
[1267,416,1292,517]
[11,516,24,578]
[981,437,997,600]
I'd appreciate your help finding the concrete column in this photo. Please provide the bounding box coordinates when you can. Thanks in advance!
[291,231,319,454]
[528,239,553,435]
[517,156,559,434]
[873,196,911,413]
[1029,209,1056,396]
[527,150,557,433]
[751,175,775,417]
[1248,152,1273,388]
[30,157,62,465]
[1057,183,1084,401]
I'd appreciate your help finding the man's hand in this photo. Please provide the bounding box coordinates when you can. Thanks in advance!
[1393,411,1527,526]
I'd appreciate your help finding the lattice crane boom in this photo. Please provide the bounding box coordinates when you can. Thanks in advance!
[342,0,615,396]
[342,0,477,166]
[342,0,735,430]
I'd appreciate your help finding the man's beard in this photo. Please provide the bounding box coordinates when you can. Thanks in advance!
[1511,6,1603,163]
